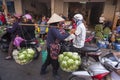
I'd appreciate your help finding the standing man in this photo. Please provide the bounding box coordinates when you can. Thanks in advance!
[65,13,86,54]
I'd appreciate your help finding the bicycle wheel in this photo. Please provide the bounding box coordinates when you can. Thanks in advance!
[68,75,86,80]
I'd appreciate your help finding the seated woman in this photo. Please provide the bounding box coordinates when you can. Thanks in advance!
[5,14,22,60]
[21,14,35,41]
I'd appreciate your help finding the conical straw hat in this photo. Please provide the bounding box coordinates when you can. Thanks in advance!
[47,13,65,24]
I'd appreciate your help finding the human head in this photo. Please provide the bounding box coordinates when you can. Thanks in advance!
[101,13,104,17]
[23,14,32,22]
[41,15,46,22]
[13,14,22,22]
[14,14,22,19]
[73,14,83,23]
[47,13,65,27]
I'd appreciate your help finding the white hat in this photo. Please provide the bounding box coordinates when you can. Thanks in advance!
[74,14,83,21]
[47,13,65,24]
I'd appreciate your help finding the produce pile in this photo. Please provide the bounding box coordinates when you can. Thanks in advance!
[95,24,111,40]
[103,27,111,35]
[58,52,81,72]
[95,24,103,32]
[12,48,35,65]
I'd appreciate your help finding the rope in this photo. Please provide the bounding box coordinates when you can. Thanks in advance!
[19,23,36,48]
[19,25,28,48]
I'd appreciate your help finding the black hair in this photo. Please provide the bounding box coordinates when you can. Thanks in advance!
[50,22,59,26]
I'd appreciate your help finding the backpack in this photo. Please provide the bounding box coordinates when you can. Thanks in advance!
[50,40,60,60]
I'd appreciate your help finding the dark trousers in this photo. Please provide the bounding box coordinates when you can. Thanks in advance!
[70,45,85,57]
[41,47,59,74]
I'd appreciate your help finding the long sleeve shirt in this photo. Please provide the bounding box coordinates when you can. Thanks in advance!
[65,22,86,48]
[47,27,69,48]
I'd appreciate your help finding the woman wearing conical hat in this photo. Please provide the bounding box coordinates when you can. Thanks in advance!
[40,13,69,79]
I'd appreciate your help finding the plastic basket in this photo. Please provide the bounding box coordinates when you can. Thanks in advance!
[115,43,120,51]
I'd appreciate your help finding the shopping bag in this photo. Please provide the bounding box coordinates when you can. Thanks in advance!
[42,50,48,63]
[50,41,60,60]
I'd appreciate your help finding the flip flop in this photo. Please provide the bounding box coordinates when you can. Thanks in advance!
[5,56,12,60]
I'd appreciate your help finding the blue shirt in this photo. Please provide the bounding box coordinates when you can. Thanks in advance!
[47,27,69,48]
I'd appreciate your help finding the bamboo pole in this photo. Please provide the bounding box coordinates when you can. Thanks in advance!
[19,23,49,27]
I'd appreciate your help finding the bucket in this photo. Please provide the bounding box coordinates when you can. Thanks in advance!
[97,41,108,48]
[115,43,120,51]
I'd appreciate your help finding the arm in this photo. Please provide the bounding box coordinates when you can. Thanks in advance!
[7,22,18,33]
[65,26,81,41]
[64,34,75,41]
[75,26,81,36]
[52,28,69,40]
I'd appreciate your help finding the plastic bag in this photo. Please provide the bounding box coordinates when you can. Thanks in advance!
[13,36,24,47]
[50,42,60,60]
[42,50,48,63]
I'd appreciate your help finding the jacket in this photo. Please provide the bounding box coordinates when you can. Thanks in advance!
[47,27,69,48]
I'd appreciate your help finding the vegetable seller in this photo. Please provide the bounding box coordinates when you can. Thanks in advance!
[40,13,69,80]
[21,14,35,41]
[65,13,86,56]
[5,14,22,60]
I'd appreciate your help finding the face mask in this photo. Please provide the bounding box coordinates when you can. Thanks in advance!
[73,18,78,23]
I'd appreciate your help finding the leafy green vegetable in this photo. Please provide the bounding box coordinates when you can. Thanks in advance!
[58,52,81,72]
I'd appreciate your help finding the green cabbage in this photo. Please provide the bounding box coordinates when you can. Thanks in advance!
[58,52,81,72]
[13,48,35,65]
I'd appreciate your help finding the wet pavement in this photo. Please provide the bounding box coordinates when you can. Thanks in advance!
[0,51,71,80]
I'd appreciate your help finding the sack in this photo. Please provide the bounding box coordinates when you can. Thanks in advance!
[50,41,60,60]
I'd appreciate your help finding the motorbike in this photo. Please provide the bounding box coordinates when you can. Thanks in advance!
[85,31,95,44]
[68,51,120,80]
[0,32,11,52]
[100,52,120,80]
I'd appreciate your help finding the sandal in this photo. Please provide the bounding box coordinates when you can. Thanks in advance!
[5,56,12,60]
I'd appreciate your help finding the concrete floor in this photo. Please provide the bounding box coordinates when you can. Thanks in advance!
[0,51,71,80]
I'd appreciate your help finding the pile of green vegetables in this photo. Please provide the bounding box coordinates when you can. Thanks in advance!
[12,48,35,65]
[58,52,81,72]
[95,24,111,41]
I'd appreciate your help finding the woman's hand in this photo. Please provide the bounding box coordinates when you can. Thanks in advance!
[70,29,76,34]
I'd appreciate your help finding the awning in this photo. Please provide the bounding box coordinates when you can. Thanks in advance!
[64,0,106,2]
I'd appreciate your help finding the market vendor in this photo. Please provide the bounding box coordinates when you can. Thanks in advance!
[40,13,69,80]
